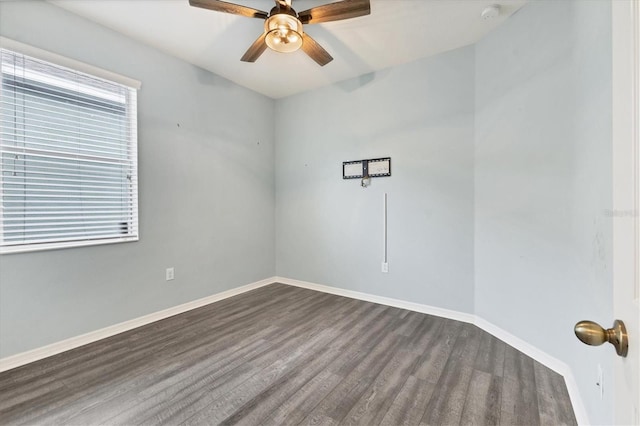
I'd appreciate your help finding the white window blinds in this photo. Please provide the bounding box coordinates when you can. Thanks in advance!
[0,48,139,253]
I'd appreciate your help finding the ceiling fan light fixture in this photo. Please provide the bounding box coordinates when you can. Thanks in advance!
[264,13,303,53]
[190,0,371,65]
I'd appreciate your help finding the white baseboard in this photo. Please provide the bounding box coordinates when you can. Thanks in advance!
[0,277,276,373]
[473,316,568,373]
[274,276,476,324]
[0,275,589,425]
[474,317,589,425]
[275,276,589,425]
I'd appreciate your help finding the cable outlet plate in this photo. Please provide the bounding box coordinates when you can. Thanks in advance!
[597,364,603,399]
[166,267,175,281]
[381,262,389,273]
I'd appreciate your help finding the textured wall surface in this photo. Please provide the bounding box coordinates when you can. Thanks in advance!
[474,1,613,423]
[0,1,276,358]
[275,46,475,313]
[0,2,615,423]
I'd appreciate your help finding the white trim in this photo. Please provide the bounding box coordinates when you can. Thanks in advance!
[0,275,588,425]
[564,373,591,426]
[275,276,589,425]
[274,276,476,324]
[0,236,139,255]
[474,317,567,375]
[0,37,141,90]
[0,277,275,373]
[474,317,589,426]
[612,1,640,425]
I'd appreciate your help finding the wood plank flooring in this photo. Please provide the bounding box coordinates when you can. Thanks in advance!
[0,283,577,425]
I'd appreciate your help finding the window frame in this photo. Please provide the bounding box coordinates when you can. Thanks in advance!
[0,38,141,254]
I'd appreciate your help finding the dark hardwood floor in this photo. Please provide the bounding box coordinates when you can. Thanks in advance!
[0,283,576,425]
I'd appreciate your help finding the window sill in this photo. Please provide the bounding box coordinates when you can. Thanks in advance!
[0,236,139,255]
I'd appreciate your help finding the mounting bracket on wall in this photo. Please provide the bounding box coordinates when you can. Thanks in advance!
[343,157,391,188]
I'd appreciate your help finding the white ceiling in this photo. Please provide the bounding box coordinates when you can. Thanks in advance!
[50,0,526,99]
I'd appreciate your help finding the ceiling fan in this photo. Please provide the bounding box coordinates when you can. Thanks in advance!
[188,0,371,66]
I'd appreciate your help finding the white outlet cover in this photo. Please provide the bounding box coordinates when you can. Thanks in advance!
[597,363,604,399]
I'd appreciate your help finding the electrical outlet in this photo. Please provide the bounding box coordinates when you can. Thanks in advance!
[596,364,603,399]
[381,262,389,273]
[166,267,175,281]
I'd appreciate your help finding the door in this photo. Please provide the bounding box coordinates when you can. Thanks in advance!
[612,1,640,424]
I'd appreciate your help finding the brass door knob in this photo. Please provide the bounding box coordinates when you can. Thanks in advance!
[574,319,628,357]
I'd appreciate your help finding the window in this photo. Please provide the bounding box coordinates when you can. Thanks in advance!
[0,43,139,253]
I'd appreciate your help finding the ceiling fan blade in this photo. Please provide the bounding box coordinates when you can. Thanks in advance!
[189,0,268,19]
[298,0,370,25]
[241,33,268,62]
[301,33,333,66]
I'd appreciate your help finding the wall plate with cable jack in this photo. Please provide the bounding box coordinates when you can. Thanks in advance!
[596,363,604,399]
[381,262,389,273]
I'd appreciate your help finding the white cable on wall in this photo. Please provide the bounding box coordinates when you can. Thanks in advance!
[382,193,388,272]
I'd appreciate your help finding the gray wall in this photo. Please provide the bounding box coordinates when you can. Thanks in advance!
[275,1,613,423]
[474,1,613,424]
[275,47,476,313]
[0,1,615,423]
[0,1,276,358]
